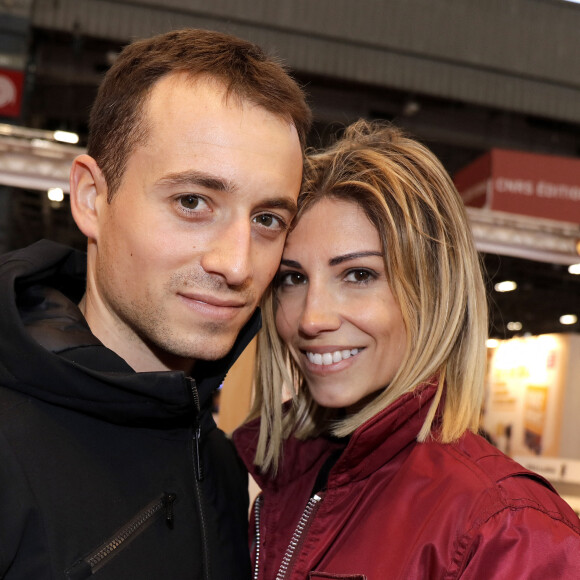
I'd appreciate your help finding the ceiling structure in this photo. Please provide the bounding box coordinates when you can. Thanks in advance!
[484,252,580,339]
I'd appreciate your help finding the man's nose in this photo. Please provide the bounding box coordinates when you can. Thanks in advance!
[200,219,252,287]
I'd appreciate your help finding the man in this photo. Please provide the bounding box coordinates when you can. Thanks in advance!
[0,29,310,579]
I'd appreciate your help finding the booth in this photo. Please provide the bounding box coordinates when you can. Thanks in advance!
[454,148,580,225]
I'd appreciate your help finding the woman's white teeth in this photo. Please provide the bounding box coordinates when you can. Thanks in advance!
[307,349,360,365]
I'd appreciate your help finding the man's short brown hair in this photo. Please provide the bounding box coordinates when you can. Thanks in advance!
[87,28,312,199]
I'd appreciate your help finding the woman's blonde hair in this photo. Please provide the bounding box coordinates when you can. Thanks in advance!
[250,120,488,474]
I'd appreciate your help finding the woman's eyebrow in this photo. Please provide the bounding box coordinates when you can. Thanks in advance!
[329,251,383,266]
[280,259,302,269]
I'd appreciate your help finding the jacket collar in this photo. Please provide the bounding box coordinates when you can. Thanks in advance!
[329,378,438,486]
[235,377,439,490]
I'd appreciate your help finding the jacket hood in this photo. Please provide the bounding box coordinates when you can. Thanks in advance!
[234,377,439,490]
[0,240,260,426]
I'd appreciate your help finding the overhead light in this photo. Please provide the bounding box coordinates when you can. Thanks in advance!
[486,338,499,348]
[53,130,79,144]
[559,314,578,325]
[31,138,51,148]
[506,321,522,331]
[494,280,517,292]
[569,263,580,275]
[402,99,420,117]
[47,187,64,202]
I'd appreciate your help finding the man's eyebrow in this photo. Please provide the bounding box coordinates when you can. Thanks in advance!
[154,171,297,214]
[261,197,298,215]
[155,170,235,192]
[329,251,383,266]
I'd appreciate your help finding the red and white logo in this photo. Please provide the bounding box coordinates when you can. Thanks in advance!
[0,69,25,118]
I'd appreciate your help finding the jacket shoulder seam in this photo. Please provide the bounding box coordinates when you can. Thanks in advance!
[446,501,580,579]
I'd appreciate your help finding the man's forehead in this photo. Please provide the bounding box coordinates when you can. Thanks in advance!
[147,72,298,138]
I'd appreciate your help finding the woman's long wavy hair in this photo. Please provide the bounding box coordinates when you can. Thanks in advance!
[249,120,488,474]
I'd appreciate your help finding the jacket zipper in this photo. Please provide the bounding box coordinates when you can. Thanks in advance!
[190,378,204,481]
[65,492,176,579]
[276,494,322,579]
[252,495,263,580]
[253,492,323,580]
[188,376,211,580]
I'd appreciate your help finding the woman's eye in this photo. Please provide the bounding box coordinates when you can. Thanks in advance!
[277,271,306,287]
[345,269,374,283]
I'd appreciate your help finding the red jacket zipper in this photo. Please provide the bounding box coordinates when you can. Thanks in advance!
[253,493,324,580]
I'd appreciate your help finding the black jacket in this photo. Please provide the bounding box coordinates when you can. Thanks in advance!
[0,240,254,579]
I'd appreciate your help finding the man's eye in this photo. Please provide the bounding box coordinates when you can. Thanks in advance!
[179,195,201,210]
[253,213,284,229]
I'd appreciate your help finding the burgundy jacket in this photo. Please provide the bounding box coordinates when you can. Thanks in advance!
[234,379,580,579]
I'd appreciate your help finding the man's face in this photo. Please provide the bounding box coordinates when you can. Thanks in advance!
[88,73,303,372]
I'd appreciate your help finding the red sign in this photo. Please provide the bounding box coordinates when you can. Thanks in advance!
[454,149,580,225]
[0,69,25,118]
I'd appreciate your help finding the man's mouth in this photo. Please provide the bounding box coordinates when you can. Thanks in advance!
[177,292,248,320]
[178,292,246,309]
[305,348,362,366]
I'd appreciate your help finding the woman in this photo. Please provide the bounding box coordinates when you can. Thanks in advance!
[233,120,580,579]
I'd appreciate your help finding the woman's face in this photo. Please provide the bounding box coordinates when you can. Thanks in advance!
[275,197,407,411]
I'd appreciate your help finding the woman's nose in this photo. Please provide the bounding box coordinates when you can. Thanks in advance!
[298,286,341,336]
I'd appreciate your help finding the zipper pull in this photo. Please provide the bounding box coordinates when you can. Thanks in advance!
[163,492,177,529]
[187,377,204,482]
[188,377,201,414]
[194,424,204,481]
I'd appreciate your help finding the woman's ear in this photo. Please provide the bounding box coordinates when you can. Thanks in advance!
[69,154,108,241]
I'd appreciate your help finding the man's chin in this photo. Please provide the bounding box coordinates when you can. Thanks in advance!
[180,333,239,364]
[141,332,237,372]
[194,339,238,362]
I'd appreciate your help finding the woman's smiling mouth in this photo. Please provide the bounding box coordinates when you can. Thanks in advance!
[305,348,362,366]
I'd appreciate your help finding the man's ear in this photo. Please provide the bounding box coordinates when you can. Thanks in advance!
[69,154,109,241]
